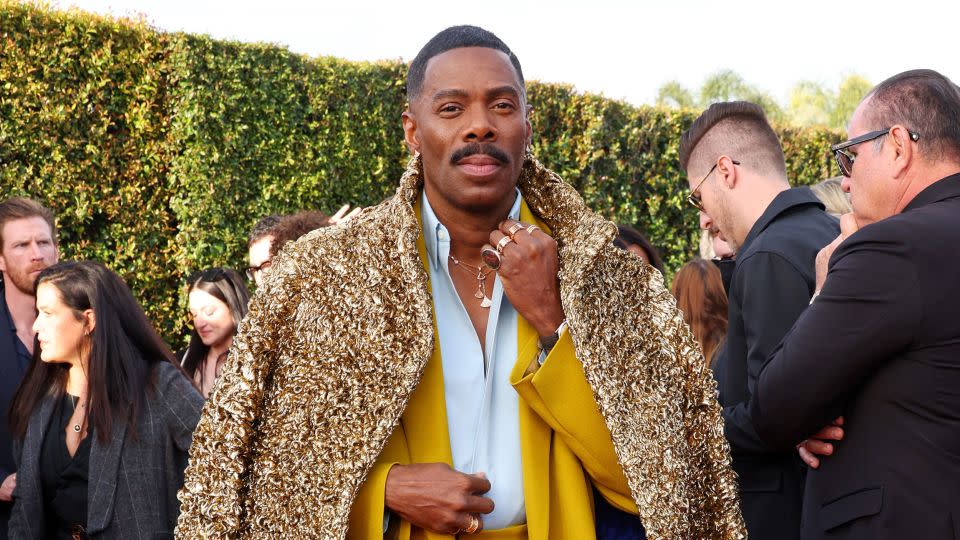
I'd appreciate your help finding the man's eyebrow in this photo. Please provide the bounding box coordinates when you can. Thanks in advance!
[431,89,469,102]
[486,86,521,100]
[430,86,522,103]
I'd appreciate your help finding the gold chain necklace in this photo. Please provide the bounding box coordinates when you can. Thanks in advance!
[448,254,494,308]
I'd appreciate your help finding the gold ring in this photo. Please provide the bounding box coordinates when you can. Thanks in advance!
[507,223,525,237]
[464,515,480,534]
[495,235,513,254]
[525,225,541,235]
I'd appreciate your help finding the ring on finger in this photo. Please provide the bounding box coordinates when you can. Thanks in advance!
[495,235,514,254]
[481,247,502,270]
[464,515,480,534]
[507,223,525,237]
[525,225,541,235]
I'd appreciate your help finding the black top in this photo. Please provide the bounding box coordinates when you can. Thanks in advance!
[39,393,90,539]
[712,186,839,539]
[751,173,960,539]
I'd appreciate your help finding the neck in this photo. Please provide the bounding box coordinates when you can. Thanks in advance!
[66,359,88,397]
[207,338,231,363]
[425,186,517,267]
[894,163,960,213]
[735,180,789,247]
[4,279,37,329]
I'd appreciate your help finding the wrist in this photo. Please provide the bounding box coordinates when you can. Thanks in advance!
[537,320,567,355]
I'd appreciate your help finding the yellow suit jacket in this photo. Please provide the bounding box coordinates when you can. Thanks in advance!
[348,202,637,540]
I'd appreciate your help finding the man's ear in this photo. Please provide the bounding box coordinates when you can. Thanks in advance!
[889,124,915,178]
[402,110,420,155]
[525,104,534,149]
[717,155,738,189]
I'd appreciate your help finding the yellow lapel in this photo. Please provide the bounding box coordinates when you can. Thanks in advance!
[403,197,454,467]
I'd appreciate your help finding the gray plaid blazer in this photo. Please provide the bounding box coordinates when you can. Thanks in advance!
[9,361,203,539]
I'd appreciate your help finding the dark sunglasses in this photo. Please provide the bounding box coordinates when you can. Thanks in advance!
[830,128,920,177]
[688,160,741,211]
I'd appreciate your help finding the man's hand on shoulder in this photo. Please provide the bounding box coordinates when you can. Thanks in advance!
[384,463,494,535]
[484,219,565,338]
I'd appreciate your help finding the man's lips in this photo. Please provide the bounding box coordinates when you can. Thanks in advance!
[456,155,503,176]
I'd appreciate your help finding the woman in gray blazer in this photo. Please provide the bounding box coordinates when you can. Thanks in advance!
[7,261,204,539]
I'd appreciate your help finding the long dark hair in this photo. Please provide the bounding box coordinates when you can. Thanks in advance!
[9,261,180,442]
[671,258,729,367]
[181,268,249,382]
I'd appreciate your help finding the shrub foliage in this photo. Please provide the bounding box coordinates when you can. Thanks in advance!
[0,2,842,344]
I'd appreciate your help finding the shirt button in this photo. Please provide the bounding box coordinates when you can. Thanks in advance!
[438,230,447,240]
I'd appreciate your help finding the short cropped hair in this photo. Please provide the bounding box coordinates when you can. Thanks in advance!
[247,214,281,248]
[863,69,960,163]
[679,101,787,180]
[407,25,525,102]
[0,197,57,248]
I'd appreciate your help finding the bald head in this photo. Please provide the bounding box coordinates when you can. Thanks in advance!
[679,101,787,183]
[861,69,960,164]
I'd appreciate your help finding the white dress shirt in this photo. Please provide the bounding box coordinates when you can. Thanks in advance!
[420,189,526,530]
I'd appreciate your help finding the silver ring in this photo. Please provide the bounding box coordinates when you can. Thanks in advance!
[495,235,514,254]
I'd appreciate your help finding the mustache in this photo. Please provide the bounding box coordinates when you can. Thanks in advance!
[450,143,510,165]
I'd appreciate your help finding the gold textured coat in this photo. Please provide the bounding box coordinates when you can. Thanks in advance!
[177,156,746,540]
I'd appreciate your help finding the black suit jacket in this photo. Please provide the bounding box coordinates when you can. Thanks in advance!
[713,187,839,540]
[751,173,960,539]
[0,282,29,540]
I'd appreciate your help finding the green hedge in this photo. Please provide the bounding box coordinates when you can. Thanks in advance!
[0,2,842,345]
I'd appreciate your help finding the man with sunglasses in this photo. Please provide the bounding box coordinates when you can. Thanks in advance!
[749,70,960,539]
[679,101,839,540]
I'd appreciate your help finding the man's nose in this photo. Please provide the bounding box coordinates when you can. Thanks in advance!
[463,106,497,142]
[840,176,852,193]
[699,211,713,231]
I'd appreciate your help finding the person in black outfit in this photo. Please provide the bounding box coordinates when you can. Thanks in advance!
[678,101,839,540]
[0,198,59,539]
[751,69,960,539]
[8,261,203,538]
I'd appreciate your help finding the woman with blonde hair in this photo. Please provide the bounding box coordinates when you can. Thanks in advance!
[671,258,729,367]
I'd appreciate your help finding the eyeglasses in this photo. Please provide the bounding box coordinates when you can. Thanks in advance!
[688,159,740,211]
[830,128,920,177]
[245,259,272,282]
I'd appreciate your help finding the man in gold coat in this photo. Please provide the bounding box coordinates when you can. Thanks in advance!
[177,26,745,540]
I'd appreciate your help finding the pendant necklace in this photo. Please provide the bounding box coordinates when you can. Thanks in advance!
[448,254,494,308]
[69,395,84,433]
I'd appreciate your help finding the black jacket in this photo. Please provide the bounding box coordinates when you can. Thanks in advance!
[0,282,30,540]
[713,187,839,539]
[751,173,960,539]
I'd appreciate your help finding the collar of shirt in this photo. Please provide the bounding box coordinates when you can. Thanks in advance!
[421,188,522,271]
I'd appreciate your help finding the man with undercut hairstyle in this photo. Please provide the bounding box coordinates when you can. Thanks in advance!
[178,25,745,540]
[751,69,960,539]
[679,102,838,540]
[0,197,59,539]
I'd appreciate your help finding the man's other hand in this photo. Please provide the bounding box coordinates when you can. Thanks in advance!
[485,219,565,338]
[815,214,860,294]
[797,416,845,469]
[0,473,16,501]
[384,463,494,535]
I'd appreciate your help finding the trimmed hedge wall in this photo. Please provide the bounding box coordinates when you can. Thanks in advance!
[0,2,842,345]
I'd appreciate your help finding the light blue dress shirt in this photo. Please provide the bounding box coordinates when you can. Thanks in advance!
[420,188,526,530]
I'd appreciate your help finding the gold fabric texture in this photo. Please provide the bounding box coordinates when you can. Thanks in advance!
[176,155,745,540]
